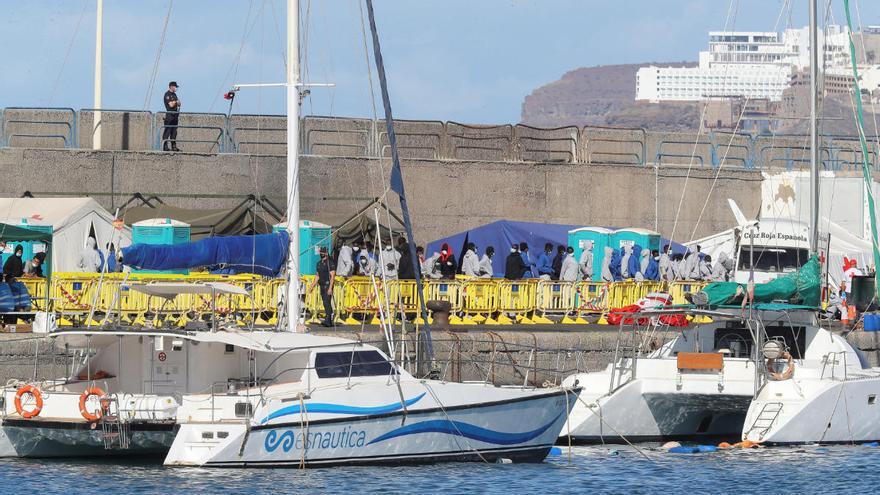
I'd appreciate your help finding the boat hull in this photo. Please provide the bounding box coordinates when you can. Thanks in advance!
[563,364,755,444]
[166,389,574,467]
[745,376,880,444]
[3,418,176,457]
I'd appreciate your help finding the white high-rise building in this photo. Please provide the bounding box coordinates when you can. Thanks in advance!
[636,26,851,102]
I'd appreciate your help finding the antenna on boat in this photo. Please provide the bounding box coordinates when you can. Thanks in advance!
[808,0,819,255]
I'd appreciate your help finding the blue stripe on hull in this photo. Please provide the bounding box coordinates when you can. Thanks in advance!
[260,393,426,424]
[367,412,563,446]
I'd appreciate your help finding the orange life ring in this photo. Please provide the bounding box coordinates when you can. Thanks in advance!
[79,387,109,422]
[14,385,43,419]
[767,352,795,381]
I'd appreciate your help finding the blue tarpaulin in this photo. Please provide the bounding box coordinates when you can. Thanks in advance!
[427,220,579,277]
[121,231,289,277]
[427,220,688,278]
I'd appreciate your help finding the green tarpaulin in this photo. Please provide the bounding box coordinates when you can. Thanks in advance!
[700,255,821,308]
[0,223,52,242]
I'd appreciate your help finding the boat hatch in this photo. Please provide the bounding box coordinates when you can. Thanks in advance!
[716,323,806,359]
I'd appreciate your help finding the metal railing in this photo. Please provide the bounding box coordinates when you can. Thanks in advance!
[3,106,880,170]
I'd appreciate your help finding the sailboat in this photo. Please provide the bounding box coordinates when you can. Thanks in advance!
[162,0,578,467]
[740,0,880,445]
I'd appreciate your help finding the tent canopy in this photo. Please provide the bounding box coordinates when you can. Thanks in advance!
[121,204,277,240]
[428,220,686,277]
[331,199,405,251]
[0,223,52,242]
[0,198,131,272]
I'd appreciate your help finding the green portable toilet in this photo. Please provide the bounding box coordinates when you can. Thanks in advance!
[567,227,612,281]
[611,228,661,253]
[274,220,332,276]
[131,218,191,274]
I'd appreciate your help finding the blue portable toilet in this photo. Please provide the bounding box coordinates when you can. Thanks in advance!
[611,228,661,253]
[274,220,332,276]
[131,218,191,274]
[568,227,612,281]
[1,219,54,278]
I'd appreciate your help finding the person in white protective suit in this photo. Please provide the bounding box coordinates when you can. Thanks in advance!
[478,246,495,278]
[379,244,401,279]
[579,241,594,281]
[560,246,578,282]
[461,242,481,277]
[601,246,614,282]
[335,245,354,277]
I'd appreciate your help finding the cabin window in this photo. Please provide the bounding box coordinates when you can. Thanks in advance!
[870,395,876,405]
[314,350,394,379]
[234,402,253,418]
[738,247,809,272]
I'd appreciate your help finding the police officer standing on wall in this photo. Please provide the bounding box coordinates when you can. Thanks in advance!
[162,81,181,151]
[308,246,336,327]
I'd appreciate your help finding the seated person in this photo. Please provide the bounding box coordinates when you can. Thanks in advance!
[22,253,45,278]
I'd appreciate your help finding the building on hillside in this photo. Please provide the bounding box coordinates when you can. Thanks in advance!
[636,25,871,103]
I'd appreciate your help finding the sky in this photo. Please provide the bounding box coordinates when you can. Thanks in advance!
[3,0,880,124]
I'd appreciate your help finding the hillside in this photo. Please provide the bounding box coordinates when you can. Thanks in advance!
[521,62,701,131]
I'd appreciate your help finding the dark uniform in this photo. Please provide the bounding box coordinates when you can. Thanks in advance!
[316,253,335,326]
[162,85,180,151]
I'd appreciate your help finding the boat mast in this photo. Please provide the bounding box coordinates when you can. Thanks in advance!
[809,0,819,254]
[93,0,103,150]
[285,0,301,332]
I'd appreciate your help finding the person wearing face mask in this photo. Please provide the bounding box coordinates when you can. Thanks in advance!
[520,242,536,278]
[379,243,401,280]
[579,240,595,281]
[659,244,673,282]
[357,250,377,277]
[437,243,457,279]
[335,244,355,277]
[536,243,555,280]
[560,246,578,282]
[461,242,481,278]
[478,246,495,278]
[78,236,102,273]
[504,244,523,280]
[3,245,25,282]
[307,246,336,327]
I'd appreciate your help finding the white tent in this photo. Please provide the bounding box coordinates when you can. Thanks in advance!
[0,198,131,272]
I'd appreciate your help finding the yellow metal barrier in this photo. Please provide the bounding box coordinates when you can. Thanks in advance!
[536,281,576,317]
[669,281,708,305]
[574,282,609,314]
[5,272,715,326]
[498,280,537,323]
[460,279,500,317]
[424,280,463,313]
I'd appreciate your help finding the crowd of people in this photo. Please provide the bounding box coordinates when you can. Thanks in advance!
[328,239,735,284]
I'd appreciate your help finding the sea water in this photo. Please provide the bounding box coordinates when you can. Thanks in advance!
[0,444,875,494]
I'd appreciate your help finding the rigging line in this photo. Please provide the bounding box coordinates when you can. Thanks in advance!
[854,0,880,144]
[667,0,740,244]
[142,0,174,111]
[207,0,259,113]
[267,0,288,74]
[688,98,752,242]
[772,0,791,32]
[48,0,90,106]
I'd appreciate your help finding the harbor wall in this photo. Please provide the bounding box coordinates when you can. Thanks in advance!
[0,147,761,243]
[2,329,879,386]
